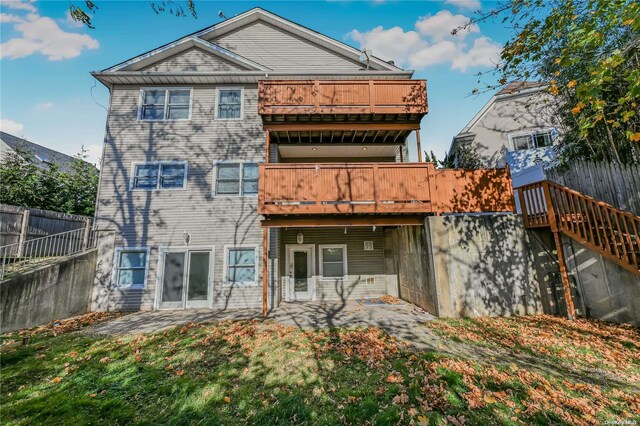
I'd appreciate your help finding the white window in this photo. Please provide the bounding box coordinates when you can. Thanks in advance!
[319,245,347,279]
[113,248,149,288]
[216,88,243,119]
[214,162,258,196]
[510,129,554,151]
[132,162,187,190]
[139,88,192,121]
[225,246,257,285]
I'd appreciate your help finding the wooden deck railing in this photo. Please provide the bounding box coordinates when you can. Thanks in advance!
[518,180,640,275]
[258,80,428,115]
[258,163,514,215]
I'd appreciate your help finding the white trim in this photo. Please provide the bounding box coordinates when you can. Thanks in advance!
[215,86,245,121]
[137,87,193,122]
[318,244,348,280]
[112,247,151,289]
[285,244,316,301]
[212,161,259,198]
[130,160,188,191]
[507,127,555,151]
[154,245,215,310]
[223,245,259,287]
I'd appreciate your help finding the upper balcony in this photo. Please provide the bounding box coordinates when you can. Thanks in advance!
[258,163,514,218]
[258,79,428,123]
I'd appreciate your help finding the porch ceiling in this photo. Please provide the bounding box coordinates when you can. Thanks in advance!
[260,215,427,228]
[278,144,400,159]
[269,129,411,145]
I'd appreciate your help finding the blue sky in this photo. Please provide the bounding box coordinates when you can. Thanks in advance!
[0,0,510,165]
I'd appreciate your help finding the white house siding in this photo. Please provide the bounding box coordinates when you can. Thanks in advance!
[278,227,397,302]
[92,84,269,311]
[209,22,364,72]
[465,91,558,167]
[140,47,247,73]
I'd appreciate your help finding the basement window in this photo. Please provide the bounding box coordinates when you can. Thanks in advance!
[114,248,149,288]
[225,247,257,285]
[319,245,347,279]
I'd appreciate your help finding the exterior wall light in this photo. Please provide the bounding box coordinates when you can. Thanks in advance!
[297,232,304,244]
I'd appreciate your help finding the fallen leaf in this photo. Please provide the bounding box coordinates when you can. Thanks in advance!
[224,396,231,403]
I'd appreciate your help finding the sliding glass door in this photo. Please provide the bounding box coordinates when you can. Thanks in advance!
[159,249,212,309]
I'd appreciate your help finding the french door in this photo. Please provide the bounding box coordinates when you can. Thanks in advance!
[158,248,212,309]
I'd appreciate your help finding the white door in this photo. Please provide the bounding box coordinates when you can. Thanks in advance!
[159,249,211,309]
[288,245,314,301]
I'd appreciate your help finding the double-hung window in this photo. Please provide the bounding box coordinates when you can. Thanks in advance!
[140,88,191,120]
[114,248,148,288]
[320,245,347,278]
[214,162,258,196]
[216,88,243,119]
[133,162,187,190]
[511,129,554,151]
[225,247,257,285]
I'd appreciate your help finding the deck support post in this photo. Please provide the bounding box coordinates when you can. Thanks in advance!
[262,227,268,317]
[553,231,576,320]
[265,130,270,163]
[416,130,423,162]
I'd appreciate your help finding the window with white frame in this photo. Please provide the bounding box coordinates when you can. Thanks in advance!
[511,130,554,151]
[320,245,347,278]
[140,88,191,120]
[217,88,243,119]
[133,162,187,190]
[114,248,148,287]
[225,247,257,284]
[215,162,258,196]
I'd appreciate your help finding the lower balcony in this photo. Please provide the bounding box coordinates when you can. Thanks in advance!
[258,163,515,216]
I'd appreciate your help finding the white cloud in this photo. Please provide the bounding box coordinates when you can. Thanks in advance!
[34,102,54,110]
[451,36,502,71]
[1,1,37,13]
[408,41,459,68]
[1,118,24,134]
[347,26,425,66]
[444,0,482,11]
[1,12,22,23]
[415,10,478,40]
[0,3,99,61]
[346,9,500,73]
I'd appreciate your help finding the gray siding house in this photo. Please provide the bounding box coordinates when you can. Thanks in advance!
[90,8,430,312]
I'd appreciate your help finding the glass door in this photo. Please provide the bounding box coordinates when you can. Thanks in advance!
[159,249,211,309]
[288,246,313,301]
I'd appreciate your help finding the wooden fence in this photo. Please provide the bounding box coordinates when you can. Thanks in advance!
[0,204,92,248]
[545,161,640,216]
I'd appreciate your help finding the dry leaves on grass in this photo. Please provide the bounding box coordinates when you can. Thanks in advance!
[425,315,640,381]
[5,312,126,339]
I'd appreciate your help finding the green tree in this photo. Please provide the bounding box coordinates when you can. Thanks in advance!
[0,147,99,216]
[0,147,41,208]
[460,0,640,165]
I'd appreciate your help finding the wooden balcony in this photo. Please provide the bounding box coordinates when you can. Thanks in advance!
[258,79,428,120]
[258,163,514,217]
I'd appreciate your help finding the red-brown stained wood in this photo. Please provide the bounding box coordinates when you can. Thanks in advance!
[258,163,514,216]
[258,80,428,116]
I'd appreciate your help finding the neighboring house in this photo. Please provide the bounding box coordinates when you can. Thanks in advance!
[448,82,560,190]
[0,131,90,173]
[90,8,510,313]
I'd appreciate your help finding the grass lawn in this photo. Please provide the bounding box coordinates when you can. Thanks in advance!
[1,313,639,425]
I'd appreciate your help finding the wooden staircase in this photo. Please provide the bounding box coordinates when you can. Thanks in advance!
[516,180,639,318]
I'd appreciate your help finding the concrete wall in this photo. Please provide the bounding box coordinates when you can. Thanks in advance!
[1,249,97,333]
[423,215,544,317]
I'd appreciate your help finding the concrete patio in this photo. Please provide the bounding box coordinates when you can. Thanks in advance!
[87,301,436,347]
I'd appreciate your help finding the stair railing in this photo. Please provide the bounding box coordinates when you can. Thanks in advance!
[0,227,96,280]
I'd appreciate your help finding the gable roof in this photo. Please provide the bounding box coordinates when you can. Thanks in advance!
[107,37,271,72]
[99,7,401,75]
[0,132,96,173]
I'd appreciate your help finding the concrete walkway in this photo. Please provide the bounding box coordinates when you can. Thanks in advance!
[87,301,436,348]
